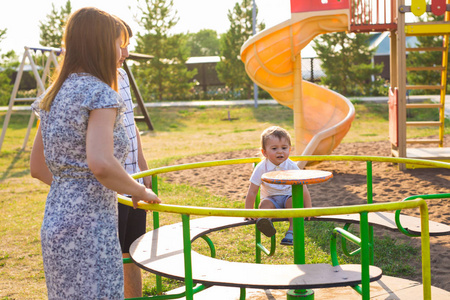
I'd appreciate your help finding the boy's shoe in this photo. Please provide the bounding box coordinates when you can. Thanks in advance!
[280,230,293,246]
[256,218,276,237]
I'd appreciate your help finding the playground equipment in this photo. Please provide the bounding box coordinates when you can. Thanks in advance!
[240,2,355,168]
[120,1,450,298]
[0,49,154,152]
[390,0,450,168]
[0,46,60,152]
[124,53,155,131]
[241,0,450,170]
[119,155,450,300]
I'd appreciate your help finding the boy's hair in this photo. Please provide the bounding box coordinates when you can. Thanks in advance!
[40,7,129,111]
[120,19,133,38]
[261,126,292,150]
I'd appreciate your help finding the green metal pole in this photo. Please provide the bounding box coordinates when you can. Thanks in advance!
[255,184,262,263]
[239,287,246,300]
[152,175,160,229]
[359,211,370,300]
[288,184,314,299]
[199,235,216,258]
[152,175,162,294]
[181,214,194,300]
[366,161,374,265]
[292,184,305,264]
[366,161,373,204]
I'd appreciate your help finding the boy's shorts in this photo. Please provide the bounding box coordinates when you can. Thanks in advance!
[263,194,292,209]
[118,202,146,253]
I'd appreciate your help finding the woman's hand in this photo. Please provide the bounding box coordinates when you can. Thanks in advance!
[131,188,161,209]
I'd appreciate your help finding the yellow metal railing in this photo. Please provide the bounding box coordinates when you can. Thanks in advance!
[118,196,432,299]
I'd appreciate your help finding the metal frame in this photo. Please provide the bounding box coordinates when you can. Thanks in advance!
[0,46,60,151]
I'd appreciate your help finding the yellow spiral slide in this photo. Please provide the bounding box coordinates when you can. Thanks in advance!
[241,9,355,168]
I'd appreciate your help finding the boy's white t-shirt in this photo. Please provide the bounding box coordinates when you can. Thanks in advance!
[250,158,300,200]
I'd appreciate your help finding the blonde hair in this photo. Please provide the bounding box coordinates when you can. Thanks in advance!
[261,126,292,150]
[40,7,128,111]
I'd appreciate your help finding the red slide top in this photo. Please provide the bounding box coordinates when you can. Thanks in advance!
[291,0,349,13]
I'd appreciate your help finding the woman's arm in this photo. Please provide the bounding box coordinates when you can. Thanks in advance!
[86,108,160,208]
[30,125,53,185]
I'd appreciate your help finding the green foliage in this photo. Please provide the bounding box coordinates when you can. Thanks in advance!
[313,32,386,97]
[0,59,14,106]
[216,0,265,99]
[186,29,220,56]
[133,0,196,101]
[407,15,445,95]
[0,74,12,106]
[0,27,6,44]
[39,0,72,48]
[143,277,182,296]
[0,29,18,106]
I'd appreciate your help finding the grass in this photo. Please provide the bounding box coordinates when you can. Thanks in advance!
[0,103,447,298]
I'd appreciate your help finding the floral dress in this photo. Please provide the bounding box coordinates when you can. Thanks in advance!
[32,73,129,299]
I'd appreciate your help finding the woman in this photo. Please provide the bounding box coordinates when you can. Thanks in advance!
[30,7,160,299]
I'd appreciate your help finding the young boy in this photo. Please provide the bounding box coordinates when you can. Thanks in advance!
[245,126,312,245]
[117,20,151,298]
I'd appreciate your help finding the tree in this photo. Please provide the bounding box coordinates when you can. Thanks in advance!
[133,0,196,101]
[313,32,385,96]
[0,28,6,44]
[407,15,446,95]
[186,29,220,56]
[0,29,18,106]
[39,0,72,48]
[216,0,264,99]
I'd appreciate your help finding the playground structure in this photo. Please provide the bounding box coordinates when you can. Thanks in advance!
[0,49,153,152]
[390,0,450,168]
[0,46,60,152]
[2,1,449,298]
[240,4,355,169]
[119,1,450,299]
[123,52,155,131]
[120,155,450,300]
[241,0,450,170]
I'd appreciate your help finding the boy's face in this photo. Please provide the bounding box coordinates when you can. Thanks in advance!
[261,136,291,166]
[115,36,124,67]
[118,43,130,68]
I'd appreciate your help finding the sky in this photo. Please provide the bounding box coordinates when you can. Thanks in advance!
[0,0,291,56]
